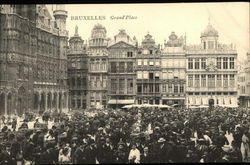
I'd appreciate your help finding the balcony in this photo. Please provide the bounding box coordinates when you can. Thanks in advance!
[0,80,15,88]
[186,86,238,92]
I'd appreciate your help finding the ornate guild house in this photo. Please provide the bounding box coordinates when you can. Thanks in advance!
[67,25,88,110]
[186,23,238,107]
[135,33,161,105]
[161,32,186,106]
[87,24,109,109]
[107,29,137,109]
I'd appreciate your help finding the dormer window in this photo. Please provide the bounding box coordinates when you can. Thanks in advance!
[127,51,133,57]
[149,50,153,54]
[208,41,214,49]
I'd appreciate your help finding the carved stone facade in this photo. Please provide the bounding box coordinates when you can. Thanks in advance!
[87,24,109,109]
[186,23,238,107]
[161,32,186,106]
[135,33,161,105]
[238,52,250,107]
[107,29,137,109]
[67,25,88,110]
[0,5,68,115]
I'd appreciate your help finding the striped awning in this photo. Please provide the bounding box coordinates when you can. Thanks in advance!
[108,99,134,104]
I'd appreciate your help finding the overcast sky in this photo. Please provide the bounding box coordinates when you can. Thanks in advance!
[48,2,249,61]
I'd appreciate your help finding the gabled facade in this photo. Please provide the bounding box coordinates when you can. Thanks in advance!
[107,29,137,109]
[161,32,186,106]
[87,24,109,109]
[135,33,161,105]
[186,23,238,107]
[67,25,88,110]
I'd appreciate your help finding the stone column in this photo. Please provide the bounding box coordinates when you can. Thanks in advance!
[56,93,59,112]
[80,93,83,109]
[38,93,41,112]
[228,74,230,88]
[199,74,202,88]
[206,75,208,88]
[65,93,68,111]
[45,93,47,111]
[4,94,7,116]
[215,75,217,87]
[125,79,128,94]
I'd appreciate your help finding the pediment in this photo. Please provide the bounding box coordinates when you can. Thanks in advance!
[108,41,135,49]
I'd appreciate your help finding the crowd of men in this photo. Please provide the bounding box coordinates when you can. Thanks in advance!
[0,106,250,164]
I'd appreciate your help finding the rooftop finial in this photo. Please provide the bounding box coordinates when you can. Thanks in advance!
[208,15,211,25]
[75,25,78,36]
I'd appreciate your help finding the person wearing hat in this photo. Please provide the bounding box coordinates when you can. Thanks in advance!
[114,139,127,164]
[73,141,86,164]
[96,136,112,164]
[11,118,17,131]
[85,139,98,164]
[128,143,140,163]
[0,142,15,165]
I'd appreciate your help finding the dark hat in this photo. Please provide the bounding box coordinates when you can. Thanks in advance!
[118,139,125,146]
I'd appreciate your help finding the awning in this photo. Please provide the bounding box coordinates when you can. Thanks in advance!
[108,99,135,104]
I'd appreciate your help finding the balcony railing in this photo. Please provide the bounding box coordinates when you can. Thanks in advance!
[186,86,238,92]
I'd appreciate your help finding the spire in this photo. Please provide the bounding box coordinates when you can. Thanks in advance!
[74,25,79,36]
[208,15,211,25]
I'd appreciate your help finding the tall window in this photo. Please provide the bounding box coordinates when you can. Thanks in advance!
[223,57,228,69]
[188,75,193,87]
[143,59,148,66]
[217,75,222,87]
[162,84,167,93]
[149,84,154,93]
[137,71,142,79]
[223,75,228,87]
[111,79,117,94]
[208,75,212,87]
[180,84,184,93]
[143,84,148,93]
[127,79,133,94]
[174,84,178,93]
[155,84,160,93]
[208,41,214,49]
[230,75,235,87]
[119,62,125,73]
[229,57,235,69]
[201,75,206,87]
[195,75,200,88]
[168,84,173,93]
[138,59,142,65]
[127,51,133,57]
[211,75,215,87]
[96,76,100,87]
[111,62,117,73]
[201,58,206,69]
[119,79,125,93]
[103,76,107,88]
[195,58,200,69]
[149,73,154,79]
[217,57,222,69]
[137,84,142,93]
[188,58,193,69]
[127,62,133,72]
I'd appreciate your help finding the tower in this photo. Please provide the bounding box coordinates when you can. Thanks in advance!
[53,5,67,31]
[200,19,219,50]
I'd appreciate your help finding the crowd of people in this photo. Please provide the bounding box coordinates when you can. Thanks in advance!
[0,106,250,164]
